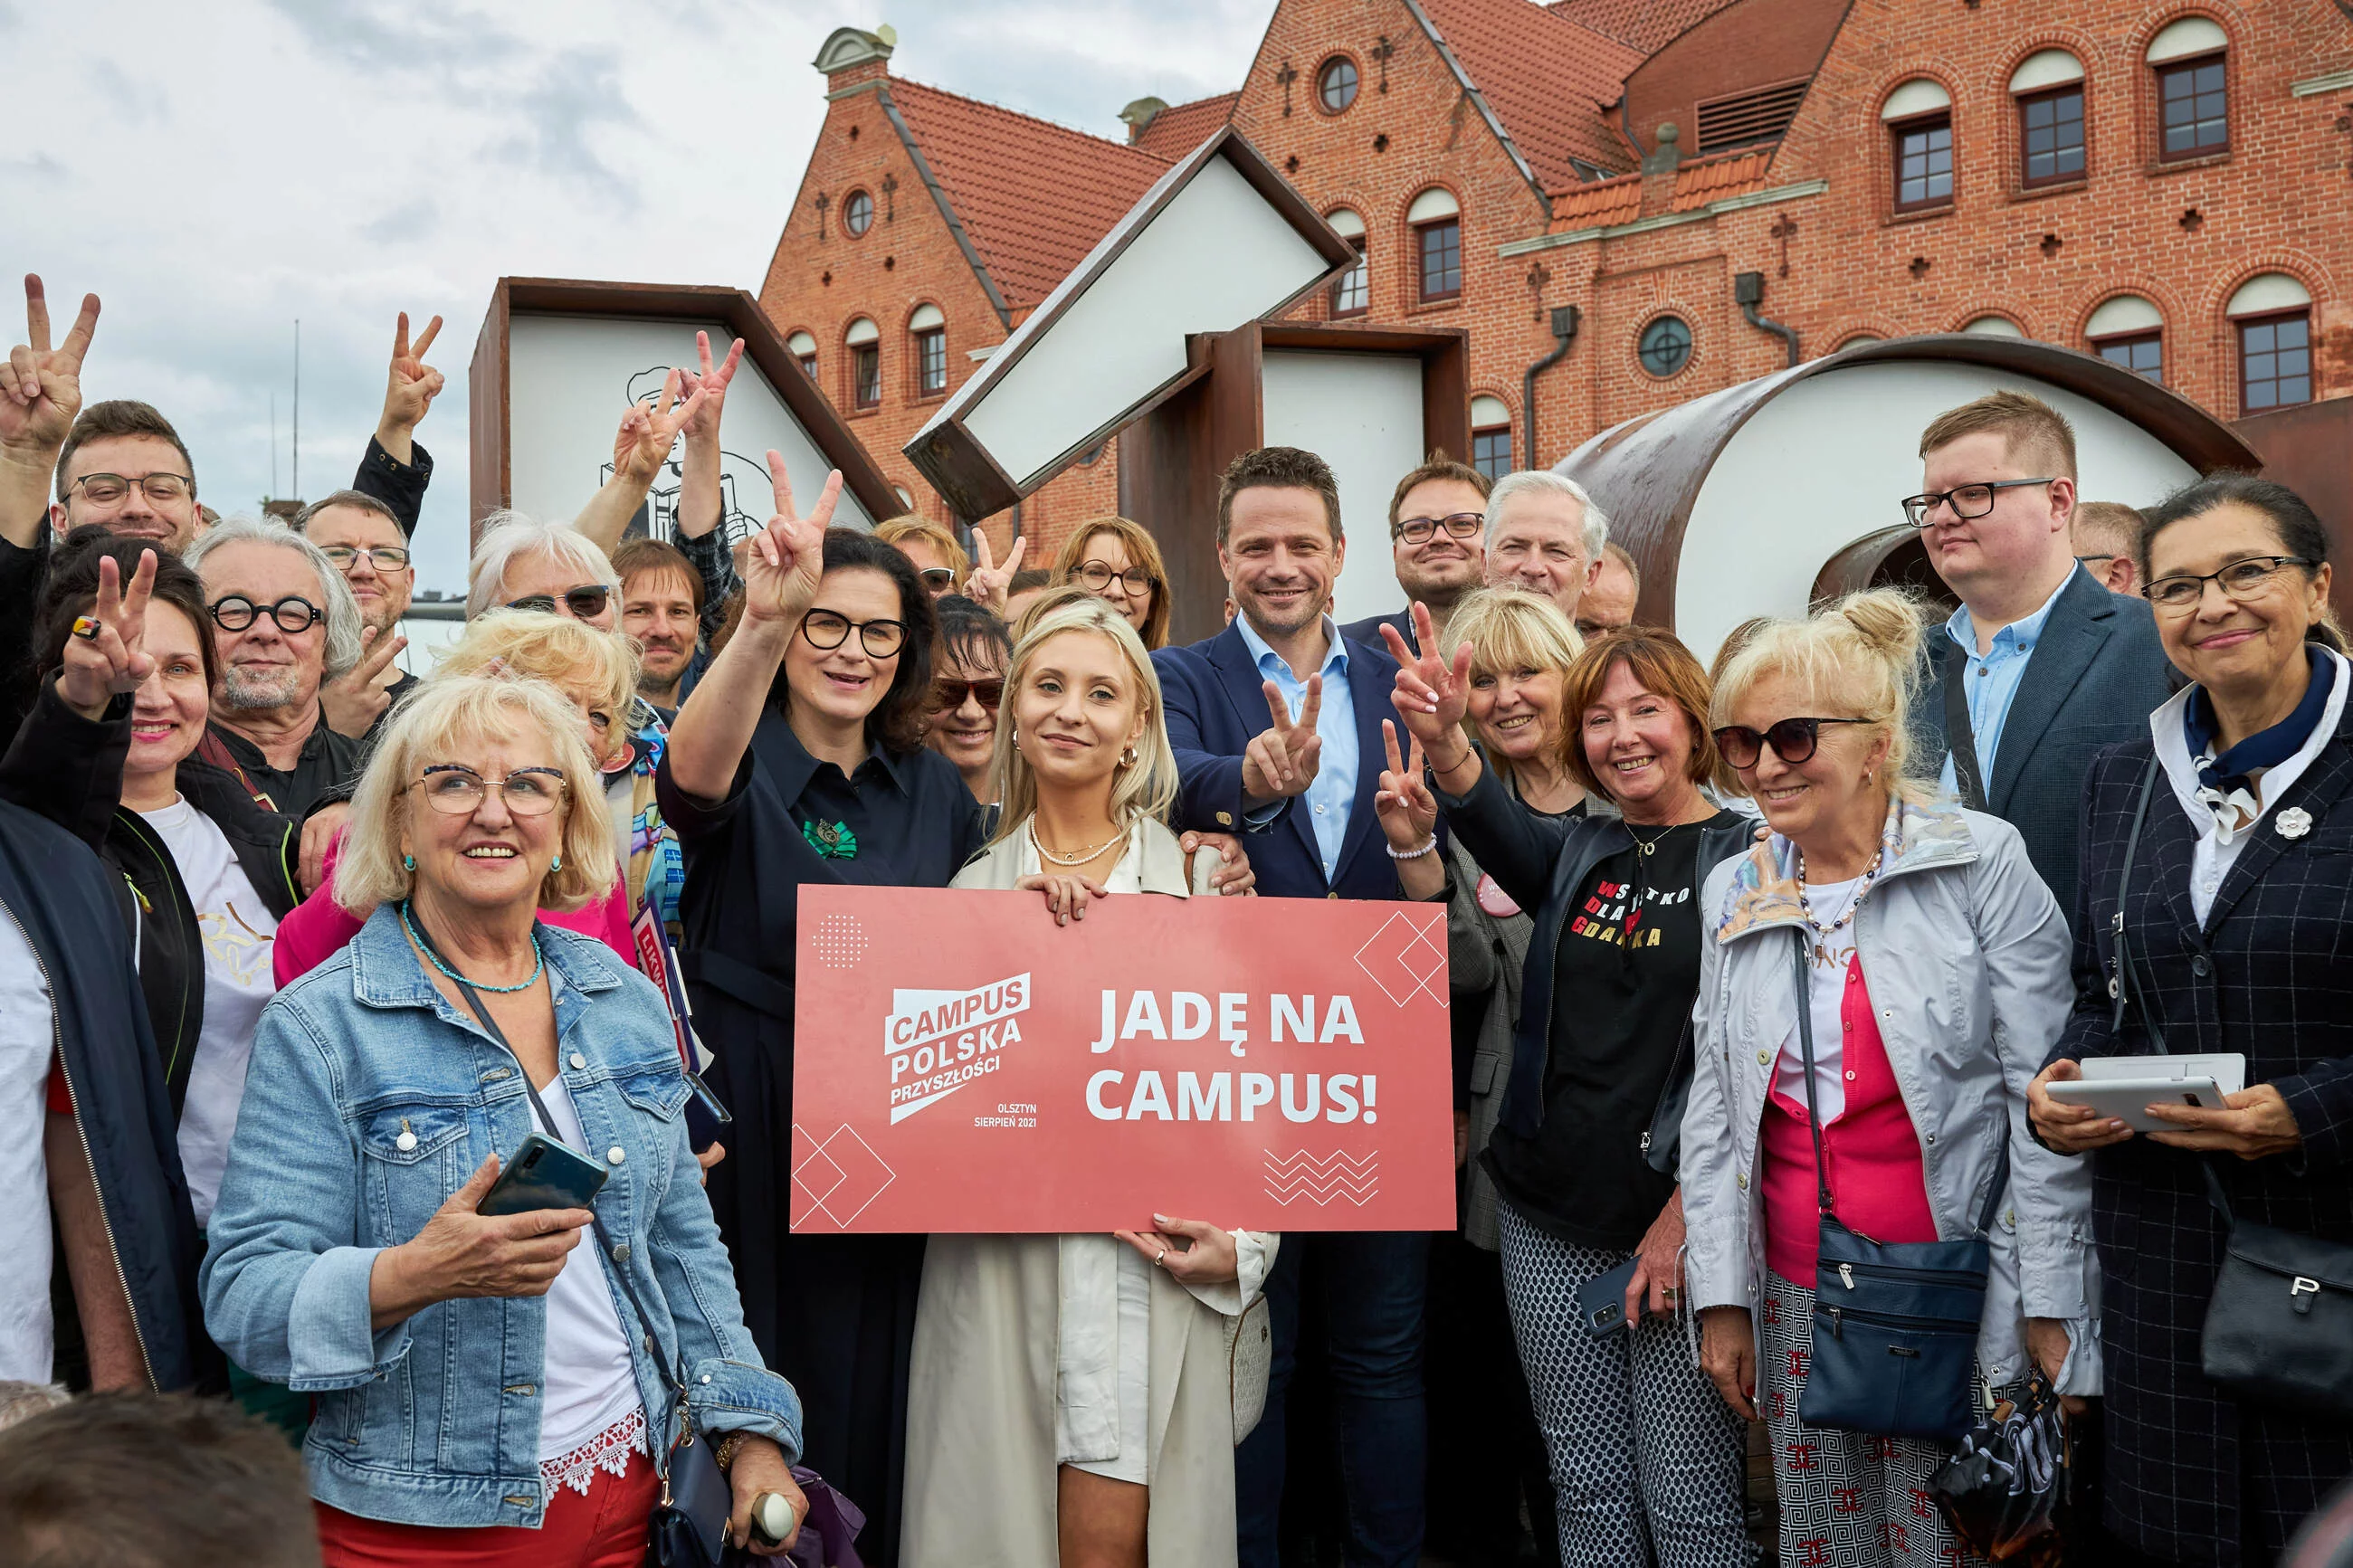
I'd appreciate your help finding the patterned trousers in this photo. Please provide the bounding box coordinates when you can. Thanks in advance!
[1758,1274,1985,1568]
[1497,1201,1757,1568]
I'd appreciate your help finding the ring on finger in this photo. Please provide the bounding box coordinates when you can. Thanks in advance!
[1155,1248,1167,1267]
[71,615,100,641]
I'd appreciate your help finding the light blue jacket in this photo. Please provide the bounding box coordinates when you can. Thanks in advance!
[201,907,800,1528]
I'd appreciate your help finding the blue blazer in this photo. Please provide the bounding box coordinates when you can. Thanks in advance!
[1338,607,1415,654]
[1153,622,1423,901]
[1913,565,2176,918]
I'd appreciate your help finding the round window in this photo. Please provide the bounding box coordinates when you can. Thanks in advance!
[1638,316,1692,377]
[844,190,874,237]
[1318,57,1358,114]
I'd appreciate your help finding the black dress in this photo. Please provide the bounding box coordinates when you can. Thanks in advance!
[655,708,984,1568]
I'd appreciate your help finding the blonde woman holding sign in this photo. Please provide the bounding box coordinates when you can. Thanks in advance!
[904,596,1277,1568]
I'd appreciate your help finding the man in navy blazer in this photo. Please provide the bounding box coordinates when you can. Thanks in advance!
[1154,445,1434,1568]
[1906,391,2176,918]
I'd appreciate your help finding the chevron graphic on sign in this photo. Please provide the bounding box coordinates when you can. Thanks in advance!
[1263,1149,1379,1206]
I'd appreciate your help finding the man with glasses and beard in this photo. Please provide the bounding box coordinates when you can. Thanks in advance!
[183,519,366,816]
[293,489,418,738]
[1907,390,2172,917]
[1340,452,1490,655]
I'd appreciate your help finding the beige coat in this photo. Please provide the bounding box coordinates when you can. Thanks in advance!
[901,819,1272,1568]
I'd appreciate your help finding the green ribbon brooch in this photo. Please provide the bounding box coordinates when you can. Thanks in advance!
[802,819,859,860]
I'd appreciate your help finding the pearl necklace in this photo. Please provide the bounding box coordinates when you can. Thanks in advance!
[1794,847,1884,937]
[1030,819,1129,868]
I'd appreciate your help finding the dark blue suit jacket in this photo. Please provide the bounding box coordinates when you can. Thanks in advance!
[1338,607,1415,654]
[1153,621,1424,901]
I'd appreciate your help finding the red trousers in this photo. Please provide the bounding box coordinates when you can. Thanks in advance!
[315,1449,661,1567]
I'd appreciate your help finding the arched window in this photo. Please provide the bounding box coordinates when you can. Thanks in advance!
[1326,208,1368,317]
[2148,17,2229,161]
[1470,395,1512,479]
[1409,188,1462,303]
[786,330,818,380]
[909,304,947,397]
[1961,315,2025,337]
[1882,79,1954,212]
[2230,274,2312,412]
[2010,51,2085,187]
[2087,295,2164,382]
[844,317,881,410]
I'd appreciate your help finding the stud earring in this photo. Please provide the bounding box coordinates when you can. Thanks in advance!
[550,852,562,872]
[402,853,415,871]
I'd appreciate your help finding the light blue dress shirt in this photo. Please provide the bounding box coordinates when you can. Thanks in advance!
[1939,569,2075,797]
[1236,613,1358,879]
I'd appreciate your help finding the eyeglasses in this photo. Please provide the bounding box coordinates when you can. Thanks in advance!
[1900,479,2055,528]
[1394,511,1484,546]
[1711,716,1876,769]
[70,472,194,506]
[1074,560,1156,595]
[507,585,612,620]
[929,677,1004,712]
[2143,556,2315,613]
[321,544,413,573]
[209,594,321,634]
[917,567,958,591]
[801,608,907,658]
[410,764,568,817]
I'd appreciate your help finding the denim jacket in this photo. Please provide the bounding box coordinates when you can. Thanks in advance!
[201,906,801,1529]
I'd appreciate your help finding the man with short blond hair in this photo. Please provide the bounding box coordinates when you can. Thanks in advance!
[2072,500,2147,596]
[1909,390,2170,911]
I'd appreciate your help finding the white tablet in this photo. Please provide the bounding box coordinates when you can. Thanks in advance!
[2047,1054,2246,1133]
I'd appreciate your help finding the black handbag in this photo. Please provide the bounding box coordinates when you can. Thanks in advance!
[445,974,739,1567]
[1786,929,2006,1441]
[2110,760,2353,1420]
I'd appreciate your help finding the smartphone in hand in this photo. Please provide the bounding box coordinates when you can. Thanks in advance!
[479,1134,609,1216]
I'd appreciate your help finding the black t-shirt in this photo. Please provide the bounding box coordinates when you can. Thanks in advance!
[1482,813,1732,1250]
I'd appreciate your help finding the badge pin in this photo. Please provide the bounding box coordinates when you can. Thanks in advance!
[2278,806,2313,841]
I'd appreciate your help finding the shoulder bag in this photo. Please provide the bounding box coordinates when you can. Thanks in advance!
[446,972,738,1568]
[2109,759,2353,1419]
[1787,928,2007,1440]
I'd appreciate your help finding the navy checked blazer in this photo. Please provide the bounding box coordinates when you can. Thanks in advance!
[2053,707,2353,1563]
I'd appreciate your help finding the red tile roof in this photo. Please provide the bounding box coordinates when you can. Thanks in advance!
[1552,172,1642,227]
[886,78,1174,310]
[1417,0,1646,186]
[1133,92,1239,160]
[1669,147,1775,210]
[1542,0,1746,54]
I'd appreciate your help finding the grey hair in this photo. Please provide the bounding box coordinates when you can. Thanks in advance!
[466,511,621,620]
[184,514,366,678]
[1485,470,1610,562]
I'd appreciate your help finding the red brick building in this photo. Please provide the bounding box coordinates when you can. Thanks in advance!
[759,2,2353,561]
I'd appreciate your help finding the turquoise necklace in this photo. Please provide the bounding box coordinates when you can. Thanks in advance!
[400,900,544,993]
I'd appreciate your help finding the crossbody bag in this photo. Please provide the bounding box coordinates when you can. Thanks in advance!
[1787,927,2008,1440]
[2109,759,2353,1419]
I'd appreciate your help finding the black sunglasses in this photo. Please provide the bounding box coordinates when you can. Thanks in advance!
[1711,716,1874,769]
[507,585,613,620]
[929,678,1005,712]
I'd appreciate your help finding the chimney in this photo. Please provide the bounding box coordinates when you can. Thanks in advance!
[813,24,896,93]
[1119,97,1170,145]
[1640,121,1681,216]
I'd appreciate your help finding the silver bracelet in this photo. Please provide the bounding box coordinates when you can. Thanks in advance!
[1386,837,1439,860]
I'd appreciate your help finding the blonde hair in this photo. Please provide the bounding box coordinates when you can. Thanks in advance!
[1918,389,2078,482]
[336,677,617,917]
[1052,517,1172,651]
[875,516,970,586]
[433,609,639,721]
[986,597,1180,846]
[1708,588,1933,805]
[1443,587,1585,777]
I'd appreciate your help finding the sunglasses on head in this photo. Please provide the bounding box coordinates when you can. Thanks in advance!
[507,585,613,620]
[1710,716,1873,770]
[929,678,1005,712]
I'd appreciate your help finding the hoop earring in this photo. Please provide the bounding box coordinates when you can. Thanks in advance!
[402,853,415,872]
[1120,744,1138,768]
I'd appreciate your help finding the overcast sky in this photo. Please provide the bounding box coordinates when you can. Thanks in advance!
[4,0,1271,594]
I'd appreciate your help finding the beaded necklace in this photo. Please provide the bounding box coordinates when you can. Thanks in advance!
[1795,847,1884,937]
[400,900,545,994]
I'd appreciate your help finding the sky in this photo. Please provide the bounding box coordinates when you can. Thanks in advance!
[3,0,1272,595]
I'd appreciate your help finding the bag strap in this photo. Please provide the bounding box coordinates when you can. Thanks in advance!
[1943,641,1989,813]
[1789,925,2010,1236]
[2106,756,2237,1227]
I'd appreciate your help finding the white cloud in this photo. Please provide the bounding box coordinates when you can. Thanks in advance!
[5,0,1272,593]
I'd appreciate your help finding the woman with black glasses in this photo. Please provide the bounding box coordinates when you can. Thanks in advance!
[1052,517,1171,650]
[658,461,985,1568]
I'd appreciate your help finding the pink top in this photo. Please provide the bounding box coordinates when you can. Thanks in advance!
[1758,955,1939,1284]
[272,834,639,988]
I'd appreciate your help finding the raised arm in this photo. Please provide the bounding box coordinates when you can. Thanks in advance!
[672,333,745,636]
[574,370,706,556]
[664,453,837,803]
[352,312,443,537]
[0,274,98,551]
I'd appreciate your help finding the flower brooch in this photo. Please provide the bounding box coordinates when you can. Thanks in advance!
[2278,806,2313,841]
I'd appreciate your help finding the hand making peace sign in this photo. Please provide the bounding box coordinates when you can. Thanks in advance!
[611,369,709,489]
[1241,675,1324,805]
[57,548,157,720]
[1,274,100,459]
[380,311,445,438]
[1382,602,1479,783]
[740,452,842,627]
[677,331,745,444]
[962,529,1028,616]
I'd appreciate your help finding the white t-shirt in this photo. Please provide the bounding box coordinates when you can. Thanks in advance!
[137,798,280,1229]
[1773,876,1862,1125]
[0,898,59,1382]
[530,1074,643,1459]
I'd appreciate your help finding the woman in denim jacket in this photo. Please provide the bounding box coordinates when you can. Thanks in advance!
[203,676,805,1565]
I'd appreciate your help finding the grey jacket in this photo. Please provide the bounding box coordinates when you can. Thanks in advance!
[1681,794,2101,1395]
